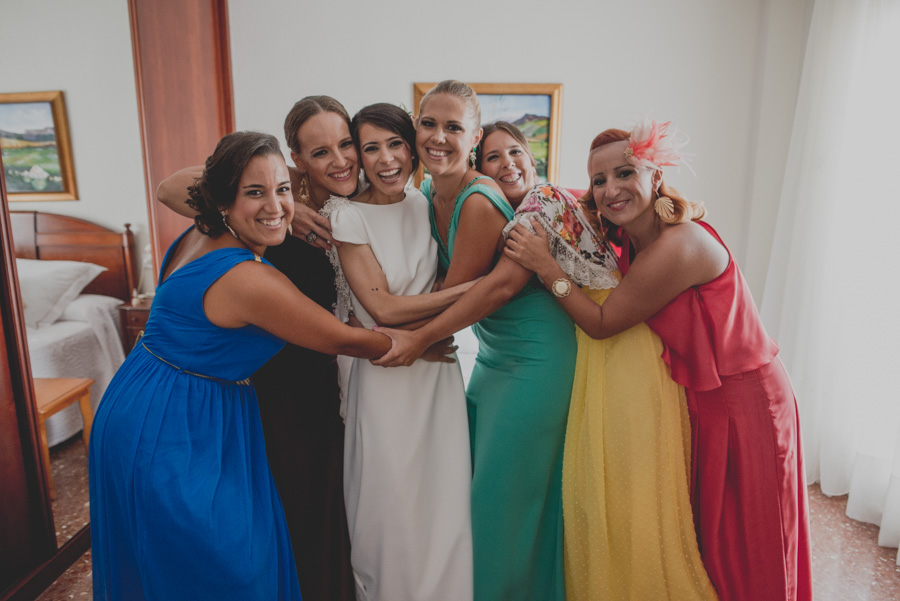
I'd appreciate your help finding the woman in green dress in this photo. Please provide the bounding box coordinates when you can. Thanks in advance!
[405,80,576,601]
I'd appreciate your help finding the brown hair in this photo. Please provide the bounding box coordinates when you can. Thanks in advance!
[187,131,282,236]
[352,103,419,173]
[475,121,536,172]
[283,95,352,155]
[580,128,705,245]
[417,80,481,129]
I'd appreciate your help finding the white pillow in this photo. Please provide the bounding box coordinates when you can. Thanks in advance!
[16,258,106,328]
[59,293,122,324]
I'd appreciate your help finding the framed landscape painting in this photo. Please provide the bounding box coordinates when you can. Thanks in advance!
[413,83,562,186]
[0,90,78,201]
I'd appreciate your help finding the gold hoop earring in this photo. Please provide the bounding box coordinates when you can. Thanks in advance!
[654,196,675,221]
[221,211,240,240]
[297,173,310,204]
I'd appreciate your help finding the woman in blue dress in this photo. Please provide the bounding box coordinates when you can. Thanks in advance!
[89,131,404,601]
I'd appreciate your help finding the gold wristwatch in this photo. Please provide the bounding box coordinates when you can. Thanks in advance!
[551,278,572,298]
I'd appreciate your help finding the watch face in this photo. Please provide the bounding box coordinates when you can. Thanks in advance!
[552,279,570,297]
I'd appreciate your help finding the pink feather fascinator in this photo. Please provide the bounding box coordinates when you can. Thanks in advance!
[625,118,694,174]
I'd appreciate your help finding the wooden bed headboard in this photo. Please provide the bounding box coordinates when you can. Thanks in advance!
[10,211,137,302]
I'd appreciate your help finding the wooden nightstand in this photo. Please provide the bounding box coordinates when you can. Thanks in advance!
[118,297,153,353]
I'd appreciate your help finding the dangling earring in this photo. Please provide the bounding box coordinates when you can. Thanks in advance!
[469,147,478,168]
[221,211,240,240]
[654,195,675,221]
[297,173,310,205]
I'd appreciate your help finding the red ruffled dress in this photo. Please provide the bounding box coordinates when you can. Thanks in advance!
[619,221,813,601]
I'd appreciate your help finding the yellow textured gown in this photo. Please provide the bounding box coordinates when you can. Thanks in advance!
[562,287,718,601]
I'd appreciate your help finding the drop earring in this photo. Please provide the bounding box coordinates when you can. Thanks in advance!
[654,195,675,221]
[469,147,478,168]
[221,211,240,240]
[297,173,310,204]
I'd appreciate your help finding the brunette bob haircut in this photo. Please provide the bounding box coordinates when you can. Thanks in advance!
[351,103,419,173]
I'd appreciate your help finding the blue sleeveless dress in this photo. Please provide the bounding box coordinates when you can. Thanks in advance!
[89,230,302,601]
[422,178,575,601]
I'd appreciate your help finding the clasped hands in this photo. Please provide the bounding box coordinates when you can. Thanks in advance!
[373,218,553,368]
[371,329,457,368]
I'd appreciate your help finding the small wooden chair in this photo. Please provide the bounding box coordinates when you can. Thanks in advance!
[33,377,94,499]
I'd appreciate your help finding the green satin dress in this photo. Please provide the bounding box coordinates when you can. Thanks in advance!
[422,177,575,601]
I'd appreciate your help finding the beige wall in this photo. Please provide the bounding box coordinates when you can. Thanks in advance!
[0,0,811,297]
[0,0,149,264]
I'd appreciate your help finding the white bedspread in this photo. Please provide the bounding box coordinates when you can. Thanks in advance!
[26,294,125,446]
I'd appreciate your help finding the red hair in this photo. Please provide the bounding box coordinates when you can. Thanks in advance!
[580,128,704,245]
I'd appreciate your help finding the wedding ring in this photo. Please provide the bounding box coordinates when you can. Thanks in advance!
[306,231,318,244]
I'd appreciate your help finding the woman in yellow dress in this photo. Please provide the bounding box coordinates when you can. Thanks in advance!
[561,285,717,600]
[504,185,717,601]
[377,123,718,600]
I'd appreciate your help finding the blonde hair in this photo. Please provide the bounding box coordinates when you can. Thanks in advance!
[417,80,481,129]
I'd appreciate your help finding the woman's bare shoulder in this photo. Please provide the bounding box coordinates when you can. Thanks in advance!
[655,221,728,282]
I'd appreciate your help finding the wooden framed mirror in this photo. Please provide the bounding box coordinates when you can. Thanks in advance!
[0,162,92,601]
[1,1,232,596]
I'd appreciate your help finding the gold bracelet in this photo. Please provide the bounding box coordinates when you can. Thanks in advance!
[550,278,572,298]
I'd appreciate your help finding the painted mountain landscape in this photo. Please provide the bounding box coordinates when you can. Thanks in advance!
[478,94,551,181]
[0,102,64,193]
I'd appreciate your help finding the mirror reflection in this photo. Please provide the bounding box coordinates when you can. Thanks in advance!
[11,210,137,548]
[43,411,90,547]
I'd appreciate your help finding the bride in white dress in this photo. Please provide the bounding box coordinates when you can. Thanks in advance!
[323,103,474,601]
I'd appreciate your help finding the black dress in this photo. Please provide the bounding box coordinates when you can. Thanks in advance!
[254,236,355,601]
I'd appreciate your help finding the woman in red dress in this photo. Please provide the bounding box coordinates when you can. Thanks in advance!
[504,120,813,601]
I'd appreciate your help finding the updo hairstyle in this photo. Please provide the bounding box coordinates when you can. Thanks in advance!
[187,131,282,236]
[283,95,352,155]
[417,79,481,129]
[580,128,705,245]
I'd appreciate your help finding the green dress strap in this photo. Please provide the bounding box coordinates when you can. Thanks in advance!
[422,176,513,270]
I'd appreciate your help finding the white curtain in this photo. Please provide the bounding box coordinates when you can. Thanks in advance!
[760,0,900,562]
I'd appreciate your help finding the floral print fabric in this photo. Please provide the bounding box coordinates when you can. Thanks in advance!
[503,184,620,291]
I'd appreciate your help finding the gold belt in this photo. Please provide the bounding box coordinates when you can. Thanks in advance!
[141,341,251,386]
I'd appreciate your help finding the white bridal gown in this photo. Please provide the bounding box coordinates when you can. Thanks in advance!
[326,189,473,601]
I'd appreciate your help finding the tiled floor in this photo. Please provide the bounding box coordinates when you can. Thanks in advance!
[34,481,900,600]
[47,435,90,548]
[807,486,900,600]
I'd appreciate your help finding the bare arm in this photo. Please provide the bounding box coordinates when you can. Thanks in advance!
[440,192,511,287]
[156,164,338,250]
[504,219,729,339]
[205,261,394,359]
[372,255,531,366]
[337,242,477,326]
[372,185,517,365]
[156,166,203,218]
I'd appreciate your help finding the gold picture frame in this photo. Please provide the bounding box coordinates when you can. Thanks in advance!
[0,90,78,201]
[412,82,562,186]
